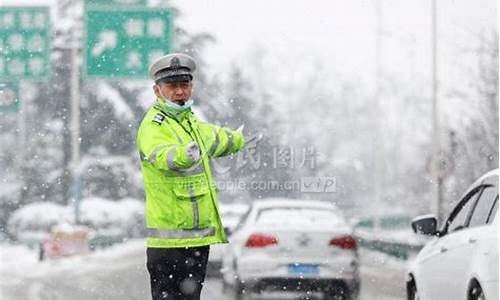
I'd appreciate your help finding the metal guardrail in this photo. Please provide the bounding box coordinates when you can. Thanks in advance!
[89,234,127,250]
[354,229,428,260]
[356,235,425,260]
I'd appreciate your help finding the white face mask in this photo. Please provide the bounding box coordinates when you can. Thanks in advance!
[156,85,194,111]
[161,98,194,111]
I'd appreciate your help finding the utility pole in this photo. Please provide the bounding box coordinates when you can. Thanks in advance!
[372,0,384,229]
[430,0,442,224]
[17,82,26,198]
[70,17,82,224]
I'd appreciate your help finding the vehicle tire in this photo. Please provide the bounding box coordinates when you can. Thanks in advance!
[231,281,252,300]
[38,243,44,261]
[325,283,350,300]
[222,279,229,294]
[469,282,486,300]
[407,280,420,300]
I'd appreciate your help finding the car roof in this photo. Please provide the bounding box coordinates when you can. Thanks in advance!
[479,168,498,179]
[456,169,499,202]
[219,202,250,214]
[250,198,339,210]
[470,168,498,187]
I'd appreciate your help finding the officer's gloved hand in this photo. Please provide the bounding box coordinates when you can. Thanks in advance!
[236,124,245,133]
[245,132,263,144]
[237,125,263,144]
[185,142,201,162]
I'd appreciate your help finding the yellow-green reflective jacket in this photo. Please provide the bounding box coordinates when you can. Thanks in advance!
[136,103,245,248]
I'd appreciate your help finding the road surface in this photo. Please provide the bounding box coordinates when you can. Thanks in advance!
[0,240,407,300]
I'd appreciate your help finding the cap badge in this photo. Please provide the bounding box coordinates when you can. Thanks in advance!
[170,56,181,68]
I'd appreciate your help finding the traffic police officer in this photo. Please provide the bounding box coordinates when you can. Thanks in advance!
[137,53,246,300]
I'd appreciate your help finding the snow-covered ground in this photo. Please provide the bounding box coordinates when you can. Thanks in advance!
[0,239,147,300]
[0,239,144,279]
[1,239,408,300]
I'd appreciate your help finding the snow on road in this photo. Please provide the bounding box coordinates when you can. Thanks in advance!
[358,248,409,300]
[1,239,407,300]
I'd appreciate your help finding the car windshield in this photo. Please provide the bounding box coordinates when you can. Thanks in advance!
[256,207,346,227]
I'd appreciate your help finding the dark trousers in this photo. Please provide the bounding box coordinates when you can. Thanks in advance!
[147,246,210,300]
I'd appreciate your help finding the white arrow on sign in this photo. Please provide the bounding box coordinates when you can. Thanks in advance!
[91,30,117,57]
[125,51,141,69]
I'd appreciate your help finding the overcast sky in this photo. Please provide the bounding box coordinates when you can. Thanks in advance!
[2,0,497,87]
[171,0,497,85]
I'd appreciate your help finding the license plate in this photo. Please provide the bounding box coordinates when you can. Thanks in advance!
[288,264,319,276]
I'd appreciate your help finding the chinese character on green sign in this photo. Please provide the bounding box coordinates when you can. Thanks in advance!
[0,83,19,113]
[0,7,50,81]
[85,8,172,78]
[85,0,146,6]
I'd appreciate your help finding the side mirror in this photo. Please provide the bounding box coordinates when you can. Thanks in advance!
[411,214,438,236]
[224,227,232,236]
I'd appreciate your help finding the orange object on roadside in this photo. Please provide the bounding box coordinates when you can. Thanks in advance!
[41,224,90,260]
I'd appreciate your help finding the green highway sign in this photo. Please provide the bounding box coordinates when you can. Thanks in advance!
[0,83,19,113]
[84,7,172,78]
[0,7,50,81]
[85,0,146,6]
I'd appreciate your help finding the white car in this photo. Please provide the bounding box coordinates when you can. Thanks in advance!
[407,169,498,300]
[221,198,360,300]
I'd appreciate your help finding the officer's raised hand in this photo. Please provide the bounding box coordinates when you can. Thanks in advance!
[237,124,263,145]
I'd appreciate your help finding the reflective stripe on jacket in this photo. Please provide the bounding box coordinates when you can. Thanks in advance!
[137,104,245,248]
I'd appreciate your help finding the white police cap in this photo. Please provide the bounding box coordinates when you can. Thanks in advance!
[149,53,197,82]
